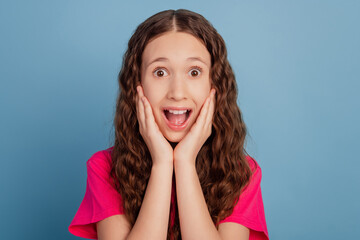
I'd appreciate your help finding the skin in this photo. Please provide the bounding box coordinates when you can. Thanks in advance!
[135,31,250,239]
[97,31,250,240]
[140,31,212,143]
[136,85,215,165]
[139,31,215,164]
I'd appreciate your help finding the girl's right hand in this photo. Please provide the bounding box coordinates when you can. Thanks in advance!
[136,85,174,166]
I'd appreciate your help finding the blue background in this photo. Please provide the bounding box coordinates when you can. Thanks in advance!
[1,0,359,239]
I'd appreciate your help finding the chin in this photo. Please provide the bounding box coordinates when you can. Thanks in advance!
[163,132,185,143]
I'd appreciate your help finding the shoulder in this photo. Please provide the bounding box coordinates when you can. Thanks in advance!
[86,146,114,170]
[243,155,263,191]
[68,146,124,239]
[245,155,262,176]
[219,155,269,239]
[85,146,115,184]
[84,146,122,199]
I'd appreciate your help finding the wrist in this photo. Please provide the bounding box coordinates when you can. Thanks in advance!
[152,161,174,171]
[174,160,196,171]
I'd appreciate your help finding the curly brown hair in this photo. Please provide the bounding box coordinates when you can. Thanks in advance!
[109,9,253,240]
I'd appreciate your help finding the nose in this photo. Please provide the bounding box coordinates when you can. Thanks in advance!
[166,74,187,101]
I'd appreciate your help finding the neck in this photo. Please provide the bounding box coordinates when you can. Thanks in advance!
[169,141,178,149]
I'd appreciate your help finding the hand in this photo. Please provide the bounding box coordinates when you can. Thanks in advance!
[173,89,216,166]
[136,85,173,166]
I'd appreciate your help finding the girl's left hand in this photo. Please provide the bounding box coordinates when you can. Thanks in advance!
[173,89,216,166]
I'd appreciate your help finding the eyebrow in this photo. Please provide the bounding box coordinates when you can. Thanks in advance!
[146,57,208,68]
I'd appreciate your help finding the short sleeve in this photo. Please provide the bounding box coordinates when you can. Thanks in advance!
[68,148,124,239]
[218,156,269,240]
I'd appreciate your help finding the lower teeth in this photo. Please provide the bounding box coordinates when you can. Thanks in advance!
[172,121,185,126]
[165,110,189,126]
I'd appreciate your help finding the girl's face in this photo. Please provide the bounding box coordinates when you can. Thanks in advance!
[141,31,212,143]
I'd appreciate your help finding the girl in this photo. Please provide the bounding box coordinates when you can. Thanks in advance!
[69,9,268,240]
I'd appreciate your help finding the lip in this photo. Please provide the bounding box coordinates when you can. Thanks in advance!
[162,107,192,131]
[162,106,193,111]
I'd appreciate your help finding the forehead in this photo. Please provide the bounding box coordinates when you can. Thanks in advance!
[142,31,211,68]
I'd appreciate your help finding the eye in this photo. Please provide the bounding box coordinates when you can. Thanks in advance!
[188,66,202,77]
[153,68,168,77]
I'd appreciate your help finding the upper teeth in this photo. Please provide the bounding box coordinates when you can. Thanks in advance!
[168,109,188,114]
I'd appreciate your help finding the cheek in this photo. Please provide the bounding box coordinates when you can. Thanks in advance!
[198,97,208,109]
[142,84,163,110]
[143,90,157,107]
[191,84,211,104]
[142,79,155,100]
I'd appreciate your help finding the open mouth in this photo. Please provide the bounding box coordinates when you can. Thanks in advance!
[163,109,192,126]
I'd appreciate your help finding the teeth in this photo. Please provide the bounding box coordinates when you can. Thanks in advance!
[167,109,189,114]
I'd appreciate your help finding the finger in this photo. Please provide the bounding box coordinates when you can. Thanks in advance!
[136,86,140,117]
[205,89,216,126]
[196,95,211,128]
[141,95,157,131]
[138,86,154,122]
[138,85,160,132]
[138,85,145,98]
[137,86,146,128]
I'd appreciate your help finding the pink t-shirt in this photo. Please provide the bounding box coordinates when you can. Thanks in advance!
[68,147,269,239]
